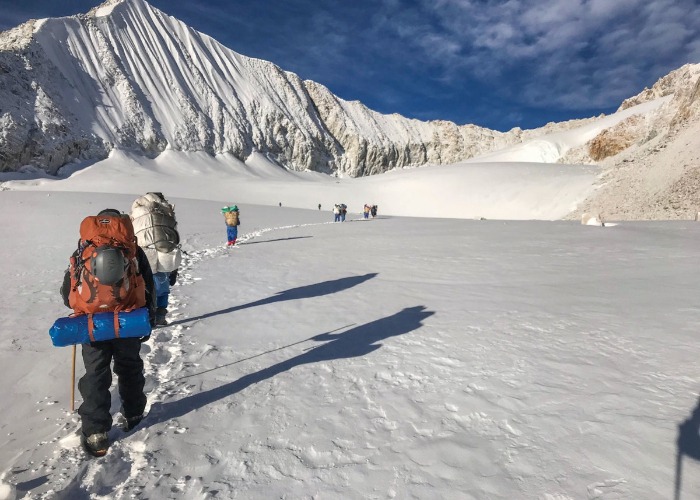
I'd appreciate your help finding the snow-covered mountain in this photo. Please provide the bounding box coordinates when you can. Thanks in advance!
[2,0,697,182]
[567,64,700,220]
[0,0,510,176]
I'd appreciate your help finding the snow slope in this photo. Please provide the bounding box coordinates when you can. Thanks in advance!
[0,147,599,220]
[466,98,671,164]
[0,178,699,498]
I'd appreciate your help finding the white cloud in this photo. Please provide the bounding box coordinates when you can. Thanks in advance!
[375,0,699,111]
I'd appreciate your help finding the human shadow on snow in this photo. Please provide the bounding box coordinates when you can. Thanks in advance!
[144,305,434,428]
[169,273,378,326]
[239,235,312,245]
[166,323,357,382]
[674,395,700,500]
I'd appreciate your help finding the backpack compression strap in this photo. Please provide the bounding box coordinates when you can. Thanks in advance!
[85,312,121,342]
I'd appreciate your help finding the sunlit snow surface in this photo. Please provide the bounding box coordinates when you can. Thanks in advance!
[0,181,698,498]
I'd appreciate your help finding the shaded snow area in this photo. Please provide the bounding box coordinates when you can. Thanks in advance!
[0,190,699,499]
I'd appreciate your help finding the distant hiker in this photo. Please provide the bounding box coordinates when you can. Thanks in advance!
[333,204,341,222]
[130,192,181,327]
[340,203,347,222]
[370,205,377,218]
[279,202,282,207]
[363,204,370,219]
[60,209,156,457]
[222,205,240,246]
[318,203,322,210]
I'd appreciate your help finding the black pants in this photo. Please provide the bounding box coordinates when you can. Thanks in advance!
[78,338,146,435]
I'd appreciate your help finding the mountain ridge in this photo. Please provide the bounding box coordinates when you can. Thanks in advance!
[1,0,699,222]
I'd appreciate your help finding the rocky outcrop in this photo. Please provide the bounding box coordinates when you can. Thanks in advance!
[587,115,645,161]
[571,65,700,165]
[618,64,700,111]
[303,80,516,176]
[0,28,109,173]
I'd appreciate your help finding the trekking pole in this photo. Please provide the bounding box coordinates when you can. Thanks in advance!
[70,345,76,412]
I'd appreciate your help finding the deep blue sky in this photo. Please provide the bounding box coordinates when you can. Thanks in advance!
[1,0,699,131]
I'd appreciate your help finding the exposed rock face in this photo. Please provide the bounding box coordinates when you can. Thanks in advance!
[587,115,645,161]
[567,106,700,221]
[670,71,700,129]
[561,65,700,168]
[618,64,700,111]
[303,80,518,177]
[0,23,108,173]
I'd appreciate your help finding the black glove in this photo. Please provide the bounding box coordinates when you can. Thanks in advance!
[169,269,178,286]
[139,335,151,343]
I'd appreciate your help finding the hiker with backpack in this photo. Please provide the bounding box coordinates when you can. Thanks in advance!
[130,192,182,326]
[333,204,341,222]
[222,205,240,246]
[59,208,156,457]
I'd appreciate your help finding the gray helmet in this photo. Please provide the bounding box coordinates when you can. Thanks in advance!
[97,208,121,217]
[91,246,127,285]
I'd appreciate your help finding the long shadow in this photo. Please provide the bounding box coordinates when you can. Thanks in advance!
[240,236,312,245]
[144,305,434,428]
[15,475,50,494]
[674,396,700,499]
[167,323,356,382]
[169,273,378,326]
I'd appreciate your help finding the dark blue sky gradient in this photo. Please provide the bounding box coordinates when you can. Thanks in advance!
[1,0,699,131]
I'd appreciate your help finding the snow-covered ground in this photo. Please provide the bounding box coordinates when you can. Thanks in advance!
[1,148,601,221]
[0,154,699,498]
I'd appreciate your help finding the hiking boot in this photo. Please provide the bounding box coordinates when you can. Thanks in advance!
[120,414,144,432]
[155,307,168,326]
[81,432,109,457]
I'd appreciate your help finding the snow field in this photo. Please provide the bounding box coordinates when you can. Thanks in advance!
[0,192,699,499]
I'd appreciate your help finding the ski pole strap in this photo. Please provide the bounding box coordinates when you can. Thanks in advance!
[113,312,121,338]
[87,314,96,343]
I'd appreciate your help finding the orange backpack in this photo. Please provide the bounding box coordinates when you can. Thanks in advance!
[68,215,146,317]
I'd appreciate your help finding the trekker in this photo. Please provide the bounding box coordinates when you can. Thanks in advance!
[60,209,156,457]
[130,193,182,326]
[370,205,378,218]
[340,203,347,222]
[363,204,370,219]
[333,204,341,222]
[222,205,240,245]
[318,203,321,210]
